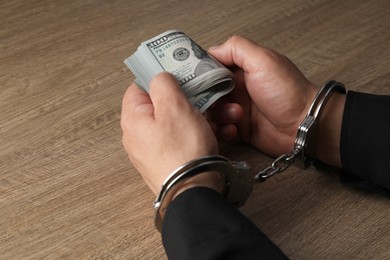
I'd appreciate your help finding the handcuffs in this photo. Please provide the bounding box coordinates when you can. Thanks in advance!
[154,81,346,232]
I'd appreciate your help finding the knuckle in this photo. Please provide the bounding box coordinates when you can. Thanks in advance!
[228,35,246,45]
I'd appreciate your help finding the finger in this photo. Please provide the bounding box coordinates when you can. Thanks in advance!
[121,83,155,158]
[208,36,272,73]
[122,82,154,114]
[207,102,244,125]
[217,124,240,142]
[121,83,154,130]
[149,72,193,117]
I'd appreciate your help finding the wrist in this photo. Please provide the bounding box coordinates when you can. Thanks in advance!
[292,81,346,169]
[154,155,253,231]
[172,171,225,199]
[315,92,346,167]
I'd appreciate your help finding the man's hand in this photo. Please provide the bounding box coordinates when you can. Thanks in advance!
[208,36,345,166]
[121,72,221,195]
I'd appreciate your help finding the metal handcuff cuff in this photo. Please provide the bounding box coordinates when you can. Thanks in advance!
[154,80,346,232]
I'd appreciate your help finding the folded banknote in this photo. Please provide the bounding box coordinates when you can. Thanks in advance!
[124,30,234,112]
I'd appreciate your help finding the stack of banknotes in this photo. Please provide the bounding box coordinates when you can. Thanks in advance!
[124,30,234,112]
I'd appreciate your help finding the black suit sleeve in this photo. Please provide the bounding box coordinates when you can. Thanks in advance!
[161,91,390,259]
[340,91,390,196]
[162,187,287,260]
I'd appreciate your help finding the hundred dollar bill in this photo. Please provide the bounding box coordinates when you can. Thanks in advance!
[124,30,234,112]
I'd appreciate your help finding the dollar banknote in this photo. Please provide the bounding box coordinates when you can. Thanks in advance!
[124,30,234,112]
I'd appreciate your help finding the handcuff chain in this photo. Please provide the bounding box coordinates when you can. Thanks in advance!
[254,148,300,182]
[254,81,346,183]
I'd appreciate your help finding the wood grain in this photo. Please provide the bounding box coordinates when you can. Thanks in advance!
[1,0,389,259]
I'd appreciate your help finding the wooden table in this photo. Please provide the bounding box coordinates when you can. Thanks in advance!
[1,0,389,259]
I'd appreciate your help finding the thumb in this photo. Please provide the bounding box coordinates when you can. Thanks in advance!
[208,36,269,72]
[149,72,193,117]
